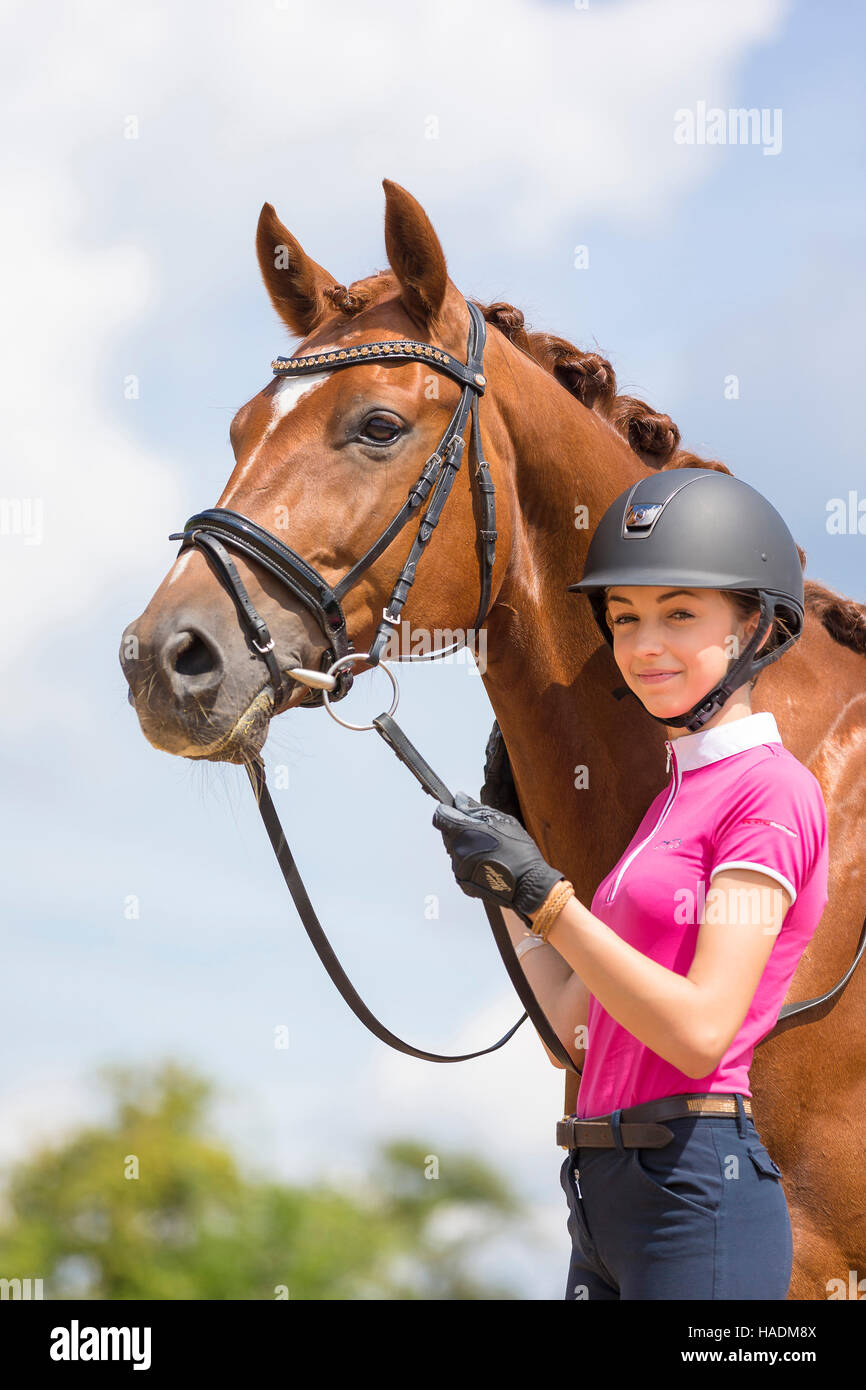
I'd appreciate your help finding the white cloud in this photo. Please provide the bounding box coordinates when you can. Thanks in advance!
[0,166,182,705]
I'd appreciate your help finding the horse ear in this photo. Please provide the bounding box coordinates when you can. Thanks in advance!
[382,179,450,334]
[255,202,340,337]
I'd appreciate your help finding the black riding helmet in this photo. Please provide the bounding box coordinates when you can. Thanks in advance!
[567,468,805,733]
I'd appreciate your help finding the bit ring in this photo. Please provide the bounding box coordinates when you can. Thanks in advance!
[321,653,399,731]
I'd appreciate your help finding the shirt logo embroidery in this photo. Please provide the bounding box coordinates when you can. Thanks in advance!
[739,816,799,839]
[654,837,683,850]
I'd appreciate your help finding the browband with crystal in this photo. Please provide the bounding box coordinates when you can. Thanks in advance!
[272,339,487,392]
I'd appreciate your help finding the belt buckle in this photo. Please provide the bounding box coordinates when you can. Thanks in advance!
[557,1115,610,1151]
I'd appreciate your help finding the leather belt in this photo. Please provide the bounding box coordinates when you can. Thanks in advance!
[556,1093,753,1150]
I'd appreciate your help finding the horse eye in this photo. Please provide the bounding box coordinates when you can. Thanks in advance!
[361,415,402,444]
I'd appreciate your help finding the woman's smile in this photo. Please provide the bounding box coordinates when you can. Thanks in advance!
[636,670,683,685]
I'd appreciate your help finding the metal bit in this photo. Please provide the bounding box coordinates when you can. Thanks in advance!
[286,666,338,691]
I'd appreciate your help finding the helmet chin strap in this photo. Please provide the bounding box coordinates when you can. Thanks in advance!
[611,593,776,735]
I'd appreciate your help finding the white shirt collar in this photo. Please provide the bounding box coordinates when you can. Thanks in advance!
[667,710,782,773]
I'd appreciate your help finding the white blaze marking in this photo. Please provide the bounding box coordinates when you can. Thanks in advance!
[225,370,332,496]
[166,550,195,585]
[166,368,333,587]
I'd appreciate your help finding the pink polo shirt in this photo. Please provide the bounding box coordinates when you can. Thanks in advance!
[575,710,829,1120]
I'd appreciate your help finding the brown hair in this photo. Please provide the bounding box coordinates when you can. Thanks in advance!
[721,591,796,691]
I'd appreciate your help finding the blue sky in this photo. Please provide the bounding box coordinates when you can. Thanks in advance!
[1,0,863,1298]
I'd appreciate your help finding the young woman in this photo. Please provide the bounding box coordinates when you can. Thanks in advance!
[432,468,829,1301]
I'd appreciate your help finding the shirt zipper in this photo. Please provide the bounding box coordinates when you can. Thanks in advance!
[604,739,681,904]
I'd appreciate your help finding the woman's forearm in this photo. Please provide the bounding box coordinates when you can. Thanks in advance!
[500,907,586,1067]
[537,893,710,1077]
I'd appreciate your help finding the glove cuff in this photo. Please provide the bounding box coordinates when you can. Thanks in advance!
[513,862,566,919]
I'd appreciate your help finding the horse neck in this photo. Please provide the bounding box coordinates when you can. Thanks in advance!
[478,360,663,894]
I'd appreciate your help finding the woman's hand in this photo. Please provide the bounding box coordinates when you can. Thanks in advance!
[432,791,565,926]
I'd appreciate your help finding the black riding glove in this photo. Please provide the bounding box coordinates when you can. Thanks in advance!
[432,791,565,928]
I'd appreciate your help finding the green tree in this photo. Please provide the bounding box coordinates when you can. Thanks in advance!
[0,1061,525,1299]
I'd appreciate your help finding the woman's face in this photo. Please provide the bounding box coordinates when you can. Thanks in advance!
[605,586,766,724]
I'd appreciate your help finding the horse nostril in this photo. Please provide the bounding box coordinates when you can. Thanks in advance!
[161,627,224,696]
[173,631,217,678]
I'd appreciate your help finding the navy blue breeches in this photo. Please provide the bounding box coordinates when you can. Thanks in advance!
[558,1095,793,1300]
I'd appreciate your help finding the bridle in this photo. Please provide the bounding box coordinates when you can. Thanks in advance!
[165,296,866,1076]
[168,299,581,1070]
[170,301,498,714]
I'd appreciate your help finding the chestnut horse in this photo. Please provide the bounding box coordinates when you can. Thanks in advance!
[121,180,866,1300]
